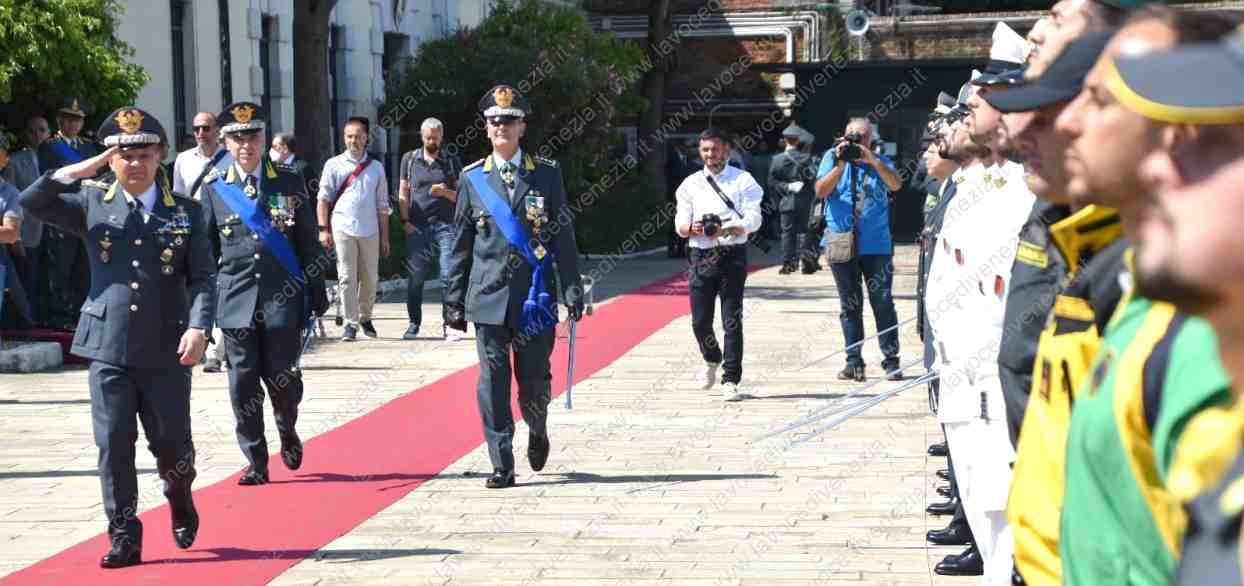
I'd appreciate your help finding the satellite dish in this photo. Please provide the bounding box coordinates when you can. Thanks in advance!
[846,9,870,37]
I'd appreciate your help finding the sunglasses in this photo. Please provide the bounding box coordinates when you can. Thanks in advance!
[193,125,214,132]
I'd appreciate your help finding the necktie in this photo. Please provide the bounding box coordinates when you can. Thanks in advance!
[130,198,146,223]
[244,174,258,197]
[500,162,516,189]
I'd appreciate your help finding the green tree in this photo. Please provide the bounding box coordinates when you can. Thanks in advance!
[0,0,147,133]
[381,0,648,251]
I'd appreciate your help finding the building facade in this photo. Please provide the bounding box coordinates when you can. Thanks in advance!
[114,0,545,165]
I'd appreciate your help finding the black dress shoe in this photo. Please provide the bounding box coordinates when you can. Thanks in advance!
[361,320,378,337]
[935,546,984,576]
[936,468,951,481]
[778,263,795,275]
[527,433,550,472]
[837,365,865,382]
[100,539,142,568]
[170,492,199,549]
[486,470,515,489]
[929,442,948,457]
[937,485,953,498]
[238,468,269,486]
[926,498,958,516]
[927,521,972,546]
[281,433,303,471]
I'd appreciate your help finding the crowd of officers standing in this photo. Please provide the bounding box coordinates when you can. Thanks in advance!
[910,0,1244,584]
[0,82,582,568]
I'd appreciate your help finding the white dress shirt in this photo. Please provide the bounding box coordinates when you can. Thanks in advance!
[674,165,764,249]
[317,151,390,238]
[173,145,233,201]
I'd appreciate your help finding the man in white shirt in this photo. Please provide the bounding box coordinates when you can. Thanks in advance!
[675,127,764,402]
[173,112,233,371]
[316,118,391,341]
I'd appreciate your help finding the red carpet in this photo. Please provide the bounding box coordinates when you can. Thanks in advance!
[3,270,698,585]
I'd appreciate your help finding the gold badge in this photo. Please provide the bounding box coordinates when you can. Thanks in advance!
[222,225,233,237]
[116,109,143,134]
[494,86,515,108]
[99,232,113,263]
[533,244,546,260]
[160,248,174,263]
[244,184,258,197]
[71,99,80,112]
[231,104,255,124]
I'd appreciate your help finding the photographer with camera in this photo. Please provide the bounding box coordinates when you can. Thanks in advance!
[814,117,904,382]
[675,127,764,402]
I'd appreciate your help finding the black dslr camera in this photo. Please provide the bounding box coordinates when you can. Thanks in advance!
[701,213,723,238]
[837,132,865,162]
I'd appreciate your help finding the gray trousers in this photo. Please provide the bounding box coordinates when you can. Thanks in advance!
[223,325,304,474]
[474,323,555,472]
[89,361,196,547]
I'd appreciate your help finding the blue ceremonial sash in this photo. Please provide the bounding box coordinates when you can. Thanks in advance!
[464,167,558,336]
[213,179,312,324]
[52,141,85,165]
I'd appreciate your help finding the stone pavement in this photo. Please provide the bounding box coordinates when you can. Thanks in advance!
[0,244,973,585]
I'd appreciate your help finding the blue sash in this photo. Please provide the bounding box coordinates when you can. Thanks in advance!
[52,141,85,165]
[463,167,558,336]
[213,179,312,324]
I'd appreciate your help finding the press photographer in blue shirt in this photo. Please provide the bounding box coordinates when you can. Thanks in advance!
[814,117,904,382]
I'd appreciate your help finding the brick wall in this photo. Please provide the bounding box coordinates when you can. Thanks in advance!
[865,11,1043,60]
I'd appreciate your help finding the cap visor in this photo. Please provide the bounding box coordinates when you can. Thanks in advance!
[985,84,1075,113]
[1111,45,1244,124]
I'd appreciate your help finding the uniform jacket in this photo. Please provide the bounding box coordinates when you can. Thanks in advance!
[446,152,582,328]
[767,149,819,212]
[200,159,328,330]
[18,172,215,368]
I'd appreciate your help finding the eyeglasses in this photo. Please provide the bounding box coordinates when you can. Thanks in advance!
[193,125,214,133]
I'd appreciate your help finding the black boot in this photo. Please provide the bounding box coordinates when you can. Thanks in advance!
[934,545,983,576]
[926,520,972,546]
[928,442,948,457]
[837,365,865,382]
[926,497,958,516]
[100,537,142,569]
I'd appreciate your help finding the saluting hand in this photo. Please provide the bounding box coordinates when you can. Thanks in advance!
[60,146,119,180]
[178,328,207,366]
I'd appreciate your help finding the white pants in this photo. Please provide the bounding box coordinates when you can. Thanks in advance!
[946,417,1015,585]
[333,230,379,327]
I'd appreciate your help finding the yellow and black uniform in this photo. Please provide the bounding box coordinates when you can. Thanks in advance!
[1007,204,1125,586]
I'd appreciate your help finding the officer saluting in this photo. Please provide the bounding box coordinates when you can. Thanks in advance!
[199,102,329,485]
[445,85,584,489]
[19,107,214,568]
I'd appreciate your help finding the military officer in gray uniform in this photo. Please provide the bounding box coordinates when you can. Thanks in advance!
[19,107,214,568]
[768,123,819,275]
[445,85,584,489]
[199,102,329,486]
[38,97,105,329]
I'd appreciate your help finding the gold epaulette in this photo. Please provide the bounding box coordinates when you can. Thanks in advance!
[463,158,486,172]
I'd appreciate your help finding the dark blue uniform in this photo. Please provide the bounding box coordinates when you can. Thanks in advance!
[446,152,582,480]
[20,170,215,557]
[200,159,328,482]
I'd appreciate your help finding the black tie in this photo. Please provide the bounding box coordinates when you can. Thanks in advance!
[130,198,147,224]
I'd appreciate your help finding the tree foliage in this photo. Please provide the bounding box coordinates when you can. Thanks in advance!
[381,0,647,202]
[0,0,147,133]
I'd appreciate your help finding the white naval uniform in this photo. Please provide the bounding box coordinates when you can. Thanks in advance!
[925,160,1034,585]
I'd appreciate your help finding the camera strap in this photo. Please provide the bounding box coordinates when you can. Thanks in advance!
[704,174,743,220]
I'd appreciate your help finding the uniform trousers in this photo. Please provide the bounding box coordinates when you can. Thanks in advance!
[946,416,1015,584]
[88,361,196,546]
[223,325,304,473]
[333,230,379,327]
[474,322,555,473]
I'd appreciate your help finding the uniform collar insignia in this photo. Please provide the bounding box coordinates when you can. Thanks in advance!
[102,181,118,203]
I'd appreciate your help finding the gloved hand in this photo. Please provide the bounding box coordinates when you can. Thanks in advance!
[311,284,329,317]
[444,303,467,332]
[567,301,585,322]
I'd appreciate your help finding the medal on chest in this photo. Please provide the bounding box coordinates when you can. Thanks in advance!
[99,231,113,263]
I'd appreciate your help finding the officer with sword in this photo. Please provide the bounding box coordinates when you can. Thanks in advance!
[445,85,585,489]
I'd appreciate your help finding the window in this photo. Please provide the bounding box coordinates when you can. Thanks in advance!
[259,15,277,124]
[170,0,193,147]
[329,25,345,152]
[218,0,233,105]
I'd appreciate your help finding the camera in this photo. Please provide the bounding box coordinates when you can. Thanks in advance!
[838,131,865,162]
[701,213,723,238]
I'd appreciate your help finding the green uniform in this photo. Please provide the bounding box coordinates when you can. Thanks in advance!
[1061,262,1231,585]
